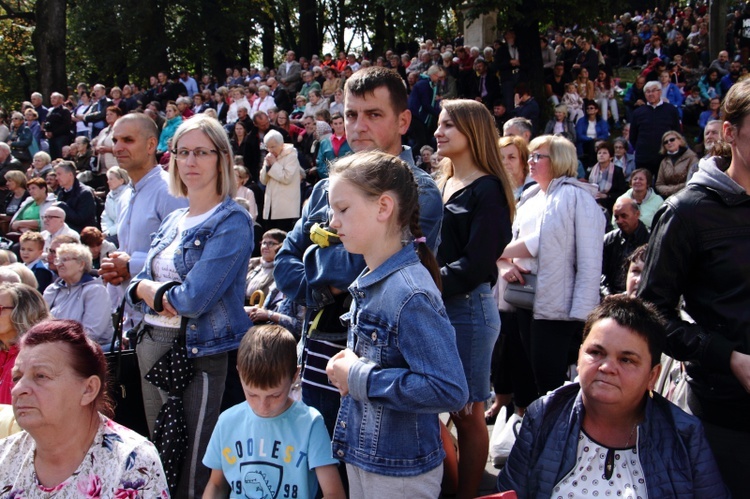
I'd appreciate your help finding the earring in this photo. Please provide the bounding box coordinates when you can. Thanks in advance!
[649,389,654,399]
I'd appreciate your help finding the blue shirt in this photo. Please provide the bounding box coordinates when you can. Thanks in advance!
[203,400,337,499]
[117,166,187,277]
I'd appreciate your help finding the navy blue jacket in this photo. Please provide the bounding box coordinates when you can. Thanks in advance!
[630,102,681,166]
[407,78,441,127]
[497,383,729,499]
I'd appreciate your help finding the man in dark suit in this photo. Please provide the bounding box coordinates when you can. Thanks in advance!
[43,92,72,160]
[496,30,522,110]
[471,58,500,111]
[268,77,292,113]
[277,50,302,96]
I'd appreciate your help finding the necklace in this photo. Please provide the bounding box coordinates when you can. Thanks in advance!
[452,170,481,184]
[604,421,638,480]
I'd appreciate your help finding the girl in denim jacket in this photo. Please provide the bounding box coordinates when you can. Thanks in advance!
[326,151,469,499]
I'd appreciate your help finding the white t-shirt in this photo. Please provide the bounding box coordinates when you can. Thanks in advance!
[145,204,219,328]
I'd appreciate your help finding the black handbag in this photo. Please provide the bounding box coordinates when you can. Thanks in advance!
[503,274,537,310]
[106,297,150,437]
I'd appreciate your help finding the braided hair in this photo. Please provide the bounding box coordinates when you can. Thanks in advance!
[330,151,441,290]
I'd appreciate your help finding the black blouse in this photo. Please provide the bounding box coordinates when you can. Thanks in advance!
[437,175,513,298]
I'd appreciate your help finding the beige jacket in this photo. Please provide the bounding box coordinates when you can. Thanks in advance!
[259,143,304,220]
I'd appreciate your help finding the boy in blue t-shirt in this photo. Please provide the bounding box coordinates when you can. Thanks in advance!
[203,325,345,499]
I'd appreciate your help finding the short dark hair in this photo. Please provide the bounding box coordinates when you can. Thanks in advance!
[583,296,666,367]
[344,66,408,114]
[595,141,614,156]
[237,325,298,389]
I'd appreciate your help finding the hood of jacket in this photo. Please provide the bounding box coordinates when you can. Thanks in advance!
[689,156,748,205]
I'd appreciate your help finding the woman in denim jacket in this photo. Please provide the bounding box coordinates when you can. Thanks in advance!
[326,151,468,499]
[127,115,253,497]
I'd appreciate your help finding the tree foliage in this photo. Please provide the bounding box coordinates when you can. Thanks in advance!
[1,0,620,108]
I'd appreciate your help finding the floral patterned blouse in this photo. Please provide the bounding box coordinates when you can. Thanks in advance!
[0,414,169,498]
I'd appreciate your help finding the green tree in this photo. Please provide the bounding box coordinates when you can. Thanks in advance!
[466,0,614,114]
[0,0,66,104]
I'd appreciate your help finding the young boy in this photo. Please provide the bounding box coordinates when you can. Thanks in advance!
[19,231,54,292]
[202,325,345,499]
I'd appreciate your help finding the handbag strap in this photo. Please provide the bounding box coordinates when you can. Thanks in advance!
[109,295,128,381]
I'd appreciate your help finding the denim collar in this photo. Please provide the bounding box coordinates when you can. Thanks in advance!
[351,244,420,291]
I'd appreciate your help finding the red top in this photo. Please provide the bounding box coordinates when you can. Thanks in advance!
[0,344,19,404]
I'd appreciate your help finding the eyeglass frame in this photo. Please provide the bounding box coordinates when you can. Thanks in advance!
[528,152,551,163]
[171,147,218,162]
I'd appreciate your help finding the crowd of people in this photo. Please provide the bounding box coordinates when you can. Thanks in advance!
[0,2,748,498]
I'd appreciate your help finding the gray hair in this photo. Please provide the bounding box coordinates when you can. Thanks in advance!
[503,117,533,136]
[57,243,93,274]
[0,268,21,284]
[263,129,284,146]
[106,166,130,184]
[643,81,661,92]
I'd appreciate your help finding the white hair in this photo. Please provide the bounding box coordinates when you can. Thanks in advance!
[263,129,284,146]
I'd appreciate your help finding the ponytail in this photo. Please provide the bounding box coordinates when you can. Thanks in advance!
[409,208,442,292]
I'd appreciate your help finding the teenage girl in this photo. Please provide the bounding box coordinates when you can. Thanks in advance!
[434,99,515,499]
[326,151,468,499]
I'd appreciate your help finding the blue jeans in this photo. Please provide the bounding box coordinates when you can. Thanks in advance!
[444,282,501,403]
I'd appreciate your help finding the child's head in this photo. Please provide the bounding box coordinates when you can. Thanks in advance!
[329,150,441,287]
[19,232,45,264]
[237,325,298,418]
[566,82,577,93]
[625,244,648,297]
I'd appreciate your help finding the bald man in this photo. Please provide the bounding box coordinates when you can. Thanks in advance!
[99,113,186,313]
[601,198,650,296]
[40,206,80,254]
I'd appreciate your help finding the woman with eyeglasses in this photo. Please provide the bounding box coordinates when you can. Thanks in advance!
[127,115,253,497]
[0,282,49,404]
[43,242,113,348]
[498,134,604,400]
[656,131,698,197]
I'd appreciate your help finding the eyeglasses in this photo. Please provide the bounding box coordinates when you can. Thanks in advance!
[42,215,62,220]
[0,305,14,314]
[172,148,218,162]
[260,240,281,248]
[663,137,678,145]
[529,152,551,163]
[55,256,78,265]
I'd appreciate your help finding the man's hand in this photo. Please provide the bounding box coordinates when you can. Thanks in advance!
[99,251,131,285]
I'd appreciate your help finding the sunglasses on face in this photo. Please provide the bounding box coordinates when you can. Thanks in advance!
[663,137,678,145]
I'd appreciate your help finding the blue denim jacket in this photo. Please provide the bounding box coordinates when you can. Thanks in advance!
[331,245,469,476]
[274,147,443,313]
[128,196,253,358]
